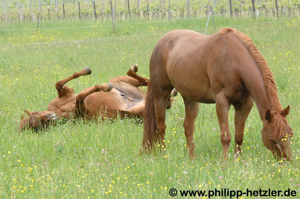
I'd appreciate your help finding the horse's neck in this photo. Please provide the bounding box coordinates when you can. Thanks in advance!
[241,65,272,120]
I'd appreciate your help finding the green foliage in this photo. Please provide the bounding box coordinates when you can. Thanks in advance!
[0,16,300,198]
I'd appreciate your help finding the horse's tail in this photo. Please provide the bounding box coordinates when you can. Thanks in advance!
[141,82,157,153]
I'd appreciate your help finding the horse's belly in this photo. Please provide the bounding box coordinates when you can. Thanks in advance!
[169,69,216,103]
[179,86,216,103]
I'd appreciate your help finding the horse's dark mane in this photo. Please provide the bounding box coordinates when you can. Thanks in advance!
[219,27,286,140]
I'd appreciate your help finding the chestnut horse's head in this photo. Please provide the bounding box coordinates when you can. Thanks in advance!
[262,106,293,161]
[19,110,58,131]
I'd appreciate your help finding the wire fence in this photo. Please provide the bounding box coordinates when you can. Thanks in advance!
[1,0,300,23]
[0,17,289,47]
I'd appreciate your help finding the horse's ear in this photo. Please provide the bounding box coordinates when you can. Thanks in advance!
[24,110,32,116]
[280,106,290,116]
[265,110,273,122]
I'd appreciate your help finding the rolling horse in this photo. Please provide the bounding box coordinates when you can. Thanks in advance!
[19,64,177,131]
[141,28,293,160]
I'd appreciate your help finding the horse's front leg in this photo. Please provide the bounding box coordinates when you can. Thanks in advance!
[183,97,199,159]
[55,67,92,97]
[215,92,231,159]
[233,96,253,156]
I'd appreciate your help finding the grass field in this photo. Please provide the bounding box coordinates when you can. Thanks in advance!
[0,16,300,198]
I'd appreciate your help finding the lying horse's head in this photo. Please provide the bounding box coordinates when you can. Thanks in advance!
[262,106,293,161]
[19,110,58,131]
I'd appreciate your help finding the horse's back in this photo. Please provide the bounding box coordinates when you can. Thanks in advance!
[150,29,252,103]
[150,30,208,70]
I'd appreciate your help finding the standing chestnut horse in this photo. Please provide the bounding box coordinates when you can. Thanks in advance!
[20,64,176,131]
[142,28,293,160]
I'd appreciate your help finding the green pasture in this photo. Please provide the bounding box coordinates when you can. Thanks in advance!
[0,16,300,198]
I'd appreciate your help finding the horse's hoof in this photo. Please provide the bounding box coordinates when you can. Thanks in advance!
[131,64,138,73]
[107,83,113,91]
[84,67,92,75]
[171,88,178,97]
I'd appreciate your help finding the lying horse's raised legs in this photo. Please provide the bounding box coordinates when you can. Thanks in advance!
[55,67,91,97]
[183,97,199,159]
[215,92,231,159]
[126,64,149,86]
[47,67,92,118]
[233,96,253,156]
[75,83,113,118]
[108,64,149,100]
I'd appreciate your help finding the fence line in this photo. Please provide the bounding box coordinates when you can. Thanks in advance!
[1,0,300,24]
[0,10,290,32]
[0,15,207,31]
[0,18,289,47]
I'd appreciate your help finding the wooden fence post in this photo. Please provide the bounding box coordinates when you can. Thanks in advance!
[252,0,256,18]
[160,0,163,19]
[275,0,279,19]
[229,0,232,17]
[110,0,115,31]
[21,3,24,21]
[137,0,140,19]
[187,0,190,18]
[93,0,97,20]
[101,0,104,21]
[168,0,172,21]
[127,0,131,20]
[63,3,65,18]
[147,0,150,20]
[78,2,81,19]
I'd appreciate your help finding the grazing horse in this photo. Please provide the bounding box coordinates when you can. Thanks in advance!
[20,65,177,131]
[141,28,293,161]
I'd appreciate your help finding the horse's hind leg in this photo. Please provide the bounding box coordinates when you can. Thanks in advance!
[126,64,149,86]
[233,96,253,156]
[215,92,231,159]
[120,105,145,119]
[183,97,199,159]
[55,67,92,97]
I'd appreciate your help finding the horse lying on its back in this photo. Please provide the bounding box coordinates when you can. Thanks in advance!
[19,64,177,131]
